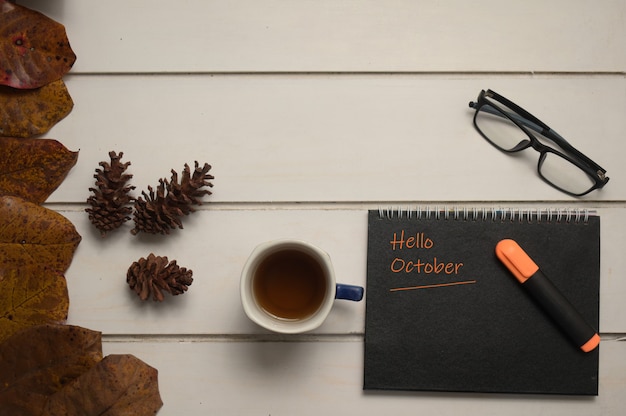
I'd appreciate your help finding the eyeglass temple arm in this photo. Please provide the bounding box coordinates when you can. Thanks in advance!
[472,104,606,174]
[475,104,544,135]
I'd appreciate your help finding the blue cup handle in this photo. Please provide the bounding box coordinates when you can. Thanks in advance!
[335,284,364,301]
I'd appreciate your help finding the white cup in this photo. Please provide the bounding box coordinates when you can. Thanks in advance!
[240,239,364,334]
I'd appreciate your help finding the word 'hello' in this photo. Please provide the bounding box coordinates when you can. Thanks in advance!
[389,231,433,250]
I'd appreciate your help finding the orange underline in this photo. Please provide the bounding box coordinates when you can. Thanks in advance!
[390,280,477,292]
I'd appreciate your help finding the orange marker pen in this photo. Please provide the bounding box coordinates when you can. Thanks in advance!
[495,239,600,353]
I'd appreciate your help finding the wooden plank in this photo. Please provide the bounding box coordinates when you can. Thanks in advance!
[64,208,626,334]
[20,0,626,73]
[101,338,626,415]
[47,74,626,203]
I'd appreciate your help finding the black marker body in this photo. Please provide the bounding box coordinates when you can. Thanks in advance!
[523,270,598,350]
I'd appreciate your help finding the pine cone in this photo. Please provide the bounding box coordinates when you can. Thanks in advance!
[86,151,135,236]
[131,161,213,235]
[126,253,193,302]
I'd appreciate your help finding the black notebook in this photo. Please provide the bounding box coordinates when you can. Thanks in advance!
[364,208,600,395]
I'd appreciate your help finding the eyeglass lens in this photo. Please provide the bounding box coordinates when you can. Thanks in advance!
[474,99,598,196]
[474,102,531,151]
[539,153,597,195]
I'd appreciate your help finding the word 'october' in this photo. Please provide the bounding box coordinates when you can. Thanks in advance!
[390,257,464,275]
[389,230,433,250]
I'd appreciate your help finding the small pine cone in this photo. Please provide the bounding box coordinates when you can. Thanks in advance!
[86,151,135,236]
[131,162,213,235]
[126,253,193,302]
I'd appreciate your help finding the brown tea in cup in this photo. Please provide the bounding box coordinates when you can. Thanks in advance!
[252,249,327,320]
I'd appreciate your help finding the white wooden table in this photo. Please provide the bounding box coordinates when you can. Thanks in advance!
[25,0,626,414]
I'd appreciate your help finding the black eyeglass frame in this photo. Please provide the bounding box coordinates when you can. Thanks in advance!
[469,89,609,197]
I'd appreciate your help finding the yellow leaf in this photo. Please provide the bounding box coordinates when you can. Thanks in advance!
[0,80,74,137]
[0,137,78,204]
[0,195,81,272]
[0,266,69,343]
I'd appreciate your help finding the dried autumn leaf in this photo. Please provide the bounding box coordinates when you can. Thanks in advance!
[0,195,81,272]
[0,0,76,89]
[0,265,69,343]
[0,324,102,416]
[0,79,74,137]
[42,354,164,416]
[0,137,78,203]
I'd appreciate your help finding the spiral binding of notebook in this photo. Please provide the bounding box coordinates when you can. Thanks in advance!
[377,206,595,223]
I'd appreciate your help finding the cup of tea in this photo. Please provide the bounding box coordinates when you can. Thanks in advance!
[240,239,364,333]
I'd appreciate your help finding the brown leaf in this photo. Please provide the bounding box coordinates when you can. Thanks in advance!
[0,0,76,89]
[0,195,81,272]
[0,79,74,137]
[0,324,102,416]
[0,265,69,343]
[42,354,163,416]
[0,137,78,203]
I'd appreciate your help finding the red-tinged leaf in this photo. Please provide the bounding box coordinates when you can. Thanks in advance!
[0,79,74,137]
[0,137,78,203]
[42,354,164,416]
[0,0,76,89]
[0,195,81,272]
[0,265,69,343]
[0,324,103,416]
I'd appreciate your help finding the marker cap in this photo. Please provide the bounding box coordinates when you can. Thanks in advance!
[495,239,539,283]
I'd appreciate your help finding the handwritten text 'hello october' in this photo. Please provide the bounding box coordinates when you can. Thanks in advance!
[389,230,464,275]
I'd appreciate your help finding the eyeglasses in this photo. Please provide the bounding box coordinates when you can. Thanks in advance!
[468,89,609,196]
